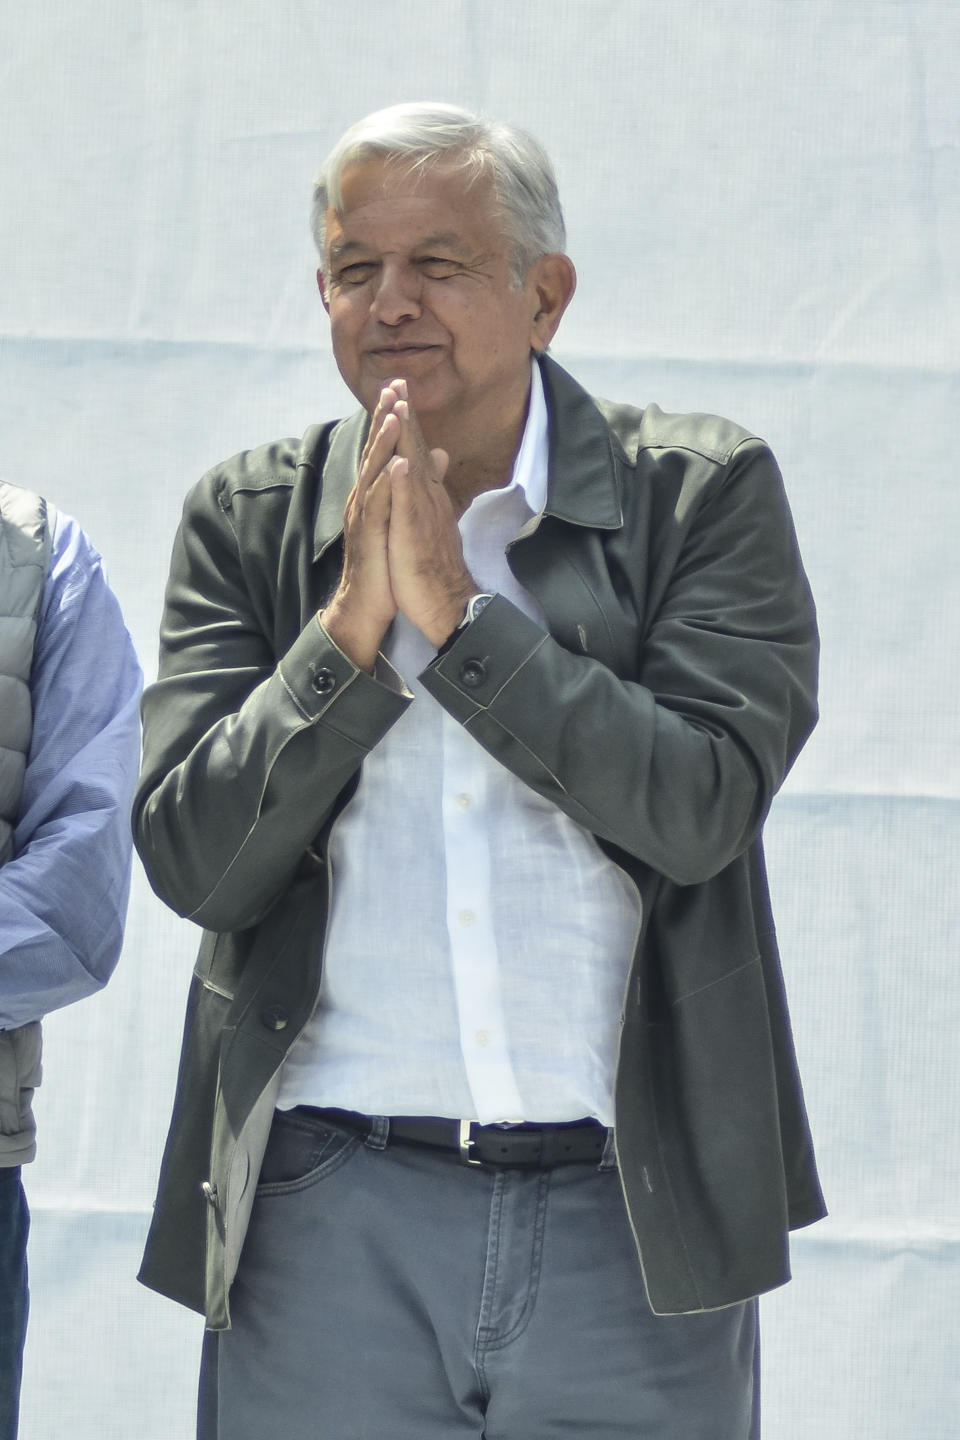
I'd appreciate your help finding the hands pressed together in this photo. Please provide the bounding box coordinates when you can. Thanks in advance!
[320,380,479,672]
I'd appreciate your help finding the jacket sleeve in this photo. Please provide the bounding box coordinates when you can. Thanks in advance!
[133,473,410,932]
[0,513,142,1029]
[419,436,818,886]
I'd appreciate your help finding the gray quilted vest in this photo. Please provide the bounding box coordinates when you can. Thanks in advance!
[0,481,52,1164]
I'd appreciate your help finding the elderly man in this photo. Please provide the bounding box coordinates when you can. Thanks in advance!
[135,102,824,1439]
[0,484,140,1440]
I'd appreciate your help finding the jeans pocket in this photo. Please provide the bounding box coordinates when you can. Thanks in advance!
[256,1109,360,1195]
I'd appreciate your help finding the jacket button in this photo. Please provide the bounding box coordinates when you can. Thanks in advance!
[201,1180,218,1205]
[260,1004,289,1032]
[460,659,487,689]
[310,666,336,695]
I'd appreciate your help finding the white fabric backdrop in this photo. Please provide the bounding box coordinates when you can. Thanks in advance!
[2,2,957,1435]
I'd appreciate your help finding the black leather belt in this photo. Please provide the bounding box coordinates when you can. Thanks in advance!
[298,1107,607,1168]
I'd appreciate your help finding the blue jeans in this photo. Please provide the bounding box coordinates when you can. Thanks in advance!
[0,1167,28,1440]
[201,1109,760,1438]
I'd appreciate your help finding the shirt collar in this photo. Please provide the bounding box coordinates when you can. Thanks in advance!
[510,357,549,515]
[466,357,548,521]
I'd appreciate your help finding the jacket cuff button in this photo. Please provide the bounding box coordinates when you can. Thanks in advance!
[260,1004,289,1032]
[459,659,487,689]
[309,666,336,695]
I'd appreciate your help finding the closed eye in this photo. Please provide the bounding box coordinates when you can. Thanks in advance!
[335,261,378,285]
[418,257,464,279]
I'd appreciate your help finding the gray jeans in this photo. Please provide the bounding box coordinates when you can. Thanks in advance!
[199,1108,760,1438]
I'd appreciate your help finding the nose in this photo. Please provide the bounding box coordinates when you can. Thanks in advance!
[370,260,422,326]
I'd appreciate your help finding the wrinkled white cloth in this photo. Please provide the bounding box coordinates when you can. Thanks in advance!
[277,365,641,1123]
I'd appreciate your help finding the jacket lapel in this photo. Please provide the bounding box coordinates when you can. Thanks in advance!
[509,357,640,673]
[539,354,625,530]
[307,409,369,563]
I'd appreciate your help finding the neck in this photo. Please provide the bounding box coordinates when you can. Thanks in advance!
[425,375,533,514]
[441,436,522,514]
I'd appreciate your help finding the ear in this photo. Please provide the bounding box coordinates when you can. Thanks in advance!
[529,254,577,353]
[317,267,330,314]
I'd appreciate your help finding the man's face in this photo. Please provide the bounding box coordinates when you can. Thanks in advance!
[320,157,547,441]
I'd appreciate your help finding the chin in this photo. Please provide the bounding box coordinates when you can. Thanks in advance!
[346,362,458,422]
[394,371,455,412]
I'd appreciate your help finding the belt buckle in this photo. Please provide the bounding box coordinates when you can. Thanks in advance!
[459,1120,482,1166]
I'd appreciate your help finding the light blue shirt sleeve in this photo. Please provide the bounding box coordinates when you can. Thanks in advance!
[0,509,142,1029]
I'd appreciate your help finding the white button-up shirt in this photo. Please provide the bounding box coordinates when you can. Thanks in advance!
[277,364,641,1124]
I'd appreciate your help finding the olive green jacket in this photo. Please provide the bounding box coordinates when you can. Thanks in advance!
[134,356,824,1326]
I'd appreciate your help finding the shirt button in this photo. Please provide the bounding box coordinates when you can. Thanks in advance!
[460,659,486,689]
[456,793,472,809]
[310,666,336,696]
[458,910,475,927]
[475,1030,491,1048]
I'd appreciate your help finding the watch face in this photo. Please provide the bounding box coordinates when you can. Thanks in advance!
[468,593,493,623]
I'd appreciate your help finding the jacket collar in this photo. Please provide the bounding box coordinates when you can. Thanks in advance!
[306,353,626,561]
[538,354,624,530]
[307,408,369,562]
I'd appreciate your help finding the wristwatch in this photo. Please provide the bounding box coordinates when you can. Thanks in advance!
[456,593,494,629]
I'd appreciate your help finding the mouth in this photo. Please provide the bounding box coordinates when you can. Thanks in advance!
[367,344,439,358]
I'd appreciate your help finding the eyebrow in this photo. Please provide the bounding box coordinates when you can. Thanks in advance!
[327,239,372,265]
[414,233,470,255]
[328,232,473,265]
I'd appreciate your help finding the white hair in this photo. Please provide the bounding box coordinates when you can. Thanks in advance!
[312,101,566,285]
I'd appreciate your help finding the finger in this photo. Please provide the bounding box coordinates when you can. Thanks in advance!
[371,380,402,430]
[358,410,402,497]
[360,388,399,467]
[430,447,450,485]
[392,398,425,453]
[359,383,402,470]
[392,400,443,483]
[359,390,388,469]
[385,454,409,488]
[345,454,392,530]
[348,469,391,537]
[362,465,393,522]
